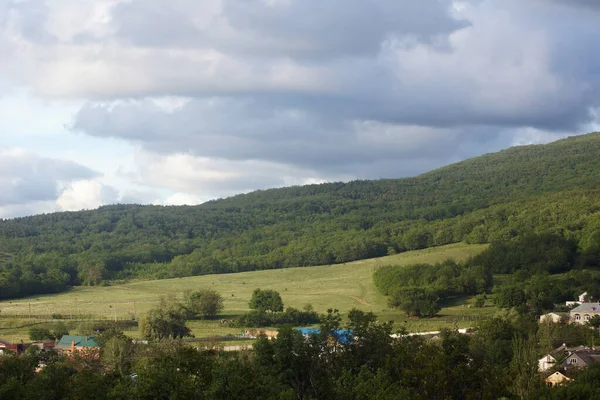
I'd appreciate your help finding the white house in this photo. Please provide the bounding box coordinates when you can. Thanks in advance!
[539,354,558,372]
[566,292,589,307]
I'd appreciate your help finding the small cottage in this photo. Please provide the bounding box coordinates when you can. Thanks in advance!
[545,371,572,387]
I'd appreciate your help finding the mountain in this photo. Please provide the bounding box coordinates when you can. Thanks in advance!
[1,132,600,299]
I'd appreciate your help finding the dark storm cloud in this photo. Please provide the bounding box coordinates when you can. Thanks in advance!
[112,0,466,57]
[72,97,515,177]
[550,0,600,10]
[64,0,600,188]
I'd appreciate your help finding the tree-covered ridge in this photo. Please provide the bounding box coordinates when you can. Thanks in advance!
[1,132,600,299]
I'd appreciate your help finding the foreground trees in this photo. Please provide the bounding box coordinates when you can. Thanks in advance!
[3,308,600,399]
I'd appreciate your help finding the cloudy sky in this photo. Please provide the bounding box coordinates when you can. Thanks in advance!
[1,0,599,218]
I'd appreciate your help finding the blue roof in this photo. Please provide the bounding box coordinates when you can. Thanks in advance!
[296,328,320,335]
[296,328,354,344]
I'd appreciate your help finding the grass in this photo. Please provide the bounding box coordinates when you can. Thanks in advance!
[0,243,491,342]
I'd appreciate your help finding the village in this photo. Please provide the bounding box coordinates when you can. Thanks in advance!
[3,291,600,390]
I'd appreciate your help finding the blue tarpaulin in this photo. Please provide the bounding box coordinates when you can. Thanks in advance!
[295,328,354,344]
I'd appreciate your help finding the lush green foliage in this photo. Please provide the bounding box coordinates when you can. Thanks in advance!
[2,132,600,299]
[139,296,192,340]
[388,287,441,317]
[471,233,579,275]
[28,327,53,341]
[3,308,600,399]
[374,259,493,316]
[237,306,321,328]
[249,288,284,313]
[239,290,319,327]
[184,289,224,319]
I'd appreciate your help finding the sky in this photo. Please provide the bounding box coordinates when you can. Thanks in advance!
[1,0,600,218]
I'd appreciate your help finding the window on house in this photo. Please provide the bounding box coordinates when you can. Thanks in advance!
[570,358,577,364]
[575,314,581,320]
[585,314,590,321]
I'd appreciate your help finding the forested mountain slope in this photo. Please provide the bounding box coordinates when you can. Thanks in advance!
[1,132,600,299]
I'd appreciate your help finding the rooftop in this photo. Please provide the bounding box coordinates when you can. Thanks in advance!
[570,303,600,313]
[56,335,100,348]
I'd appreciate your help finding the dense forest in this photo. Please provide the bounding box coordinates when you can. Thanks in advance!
[2,132,600,299]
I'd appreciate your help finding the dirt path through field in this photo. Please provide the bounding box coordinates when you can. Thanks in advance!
[348,296,369,305]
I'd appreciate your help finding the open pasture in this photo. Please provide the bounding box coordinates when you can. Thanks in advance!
[0,243,491,341]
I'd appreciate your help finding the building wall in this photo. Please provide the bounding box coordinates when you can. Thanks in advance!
[545,372,570,387]
[539,355,556,372]
[570,311,600,324]
[540,314,562,323]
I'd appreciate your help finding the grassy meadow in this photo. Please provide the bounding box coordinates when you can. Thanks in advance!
[0,243,494,342]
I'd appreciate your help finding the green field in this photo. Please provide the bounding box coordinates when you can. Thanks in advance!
[0,243,493,342]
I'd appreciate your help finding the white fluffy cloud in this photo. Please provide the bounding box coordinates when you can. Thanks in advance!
[56,180,118,211]
[131,151,354,197]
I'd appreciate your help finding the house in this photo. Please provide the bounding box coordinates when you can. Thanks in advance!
[56,335,100,356]
[0,338,10,354]
[545,371,572,387]
[566,292,589,307]
[560,349,600,369]
[539,354,558,372]
[243,329,279,339]
[570,302,600,324]
[30,340,56,351]
[0,339,28,355]
[539,312,567,324]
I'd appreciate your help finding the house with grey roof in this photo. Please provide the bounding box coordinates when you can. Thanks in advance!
[569,302,600,324]
[561,349,600,369]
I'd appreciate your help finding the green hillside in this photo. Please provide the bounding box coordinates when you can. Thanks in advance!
[1,132,600,300]
[0,243,489,342]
